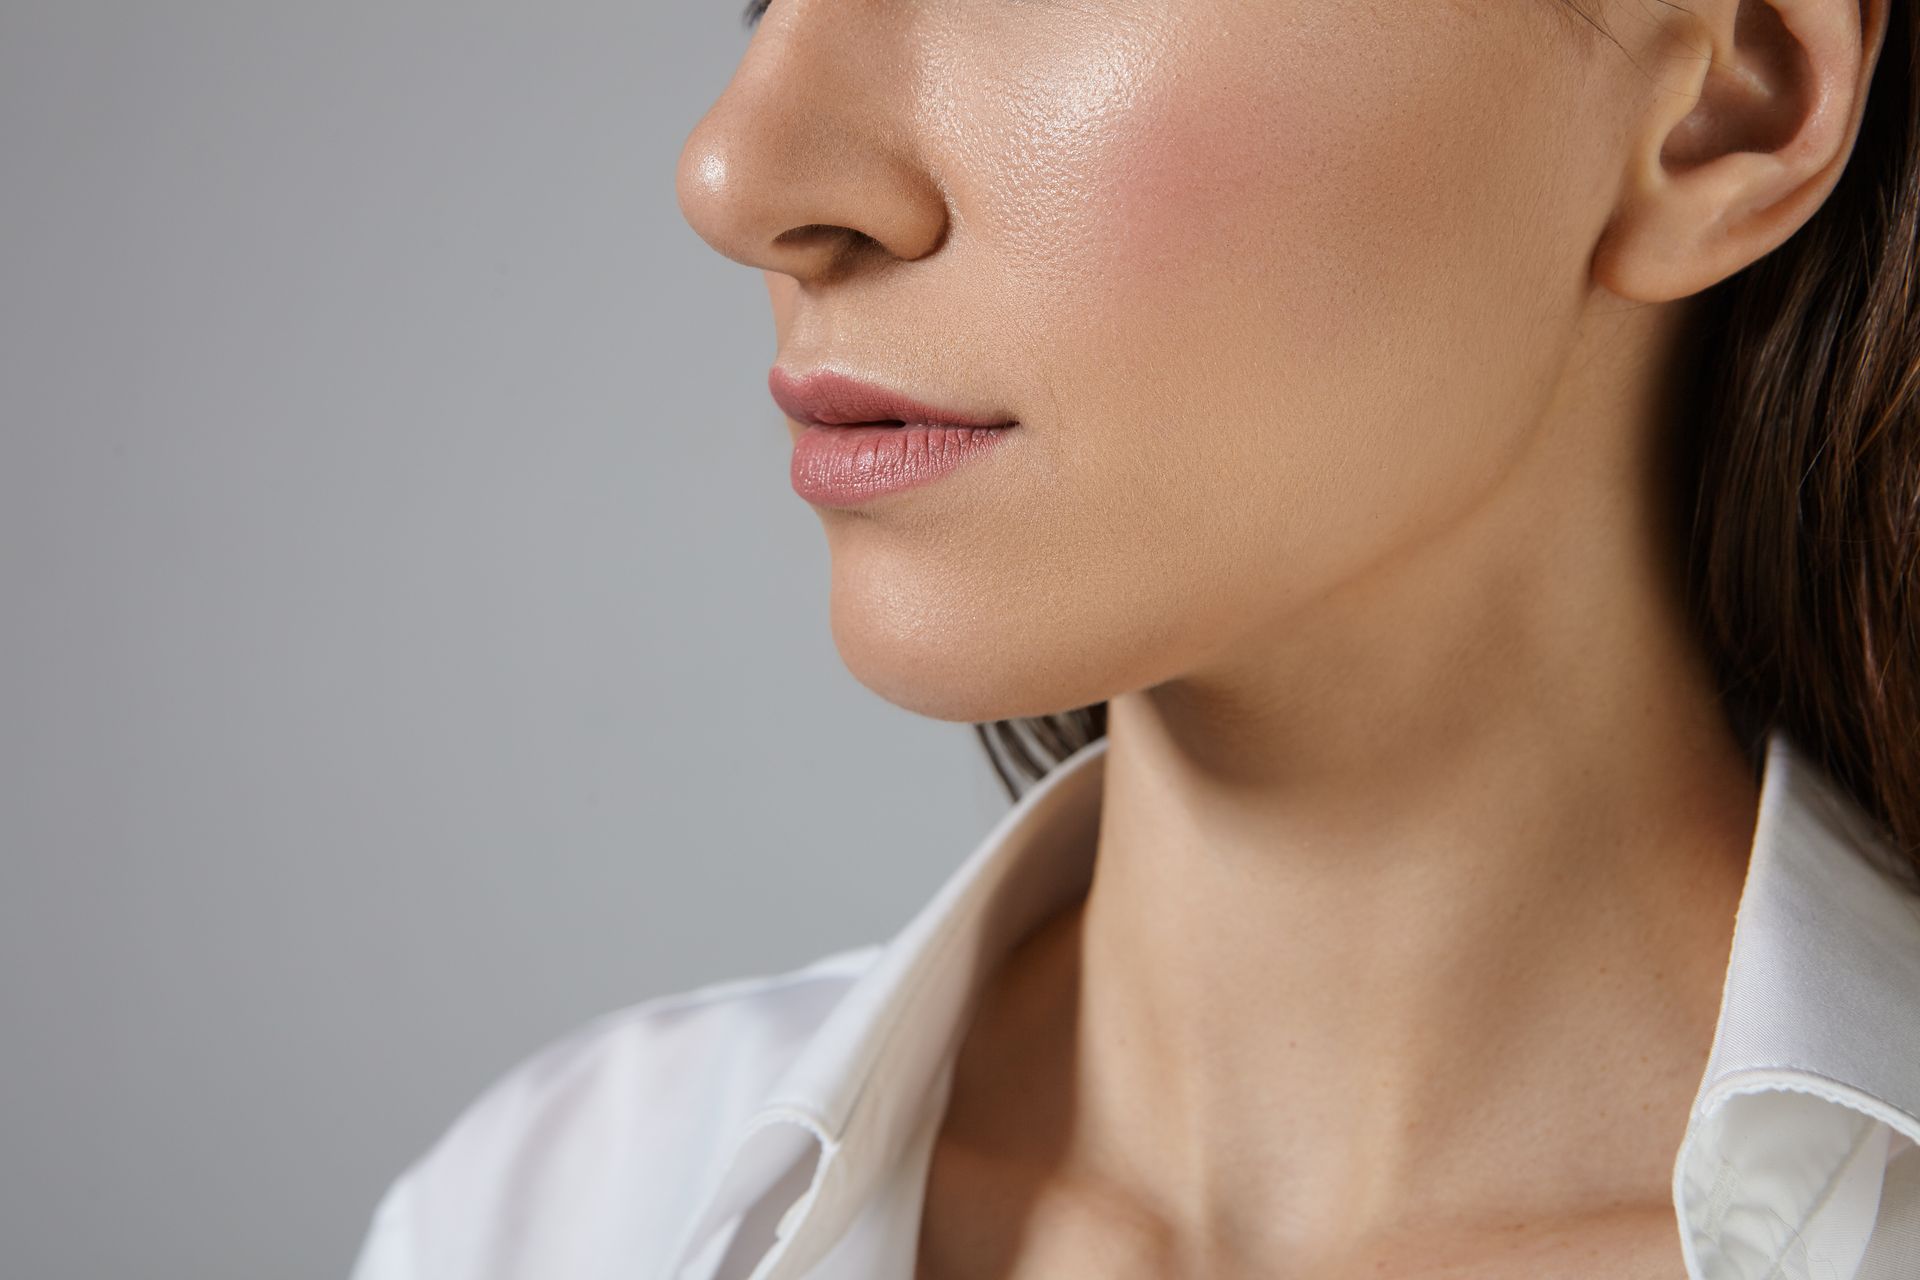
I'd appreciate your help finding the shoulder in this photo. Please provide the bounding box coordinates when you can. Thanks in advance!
[347,942,882,1280]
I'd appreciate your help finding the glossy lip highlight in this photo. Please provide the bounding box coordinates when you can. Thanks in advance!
[767,366,1018,430]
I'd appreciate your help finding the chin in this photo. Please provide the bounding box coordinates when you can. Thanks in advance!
[825,595,1104,726]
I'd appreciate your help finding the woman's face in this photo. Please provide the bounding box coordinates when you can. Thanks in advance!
[677,0,1648,722]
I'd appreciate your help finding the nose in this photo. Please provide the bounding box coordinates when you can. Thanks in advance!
[675,19,949,284]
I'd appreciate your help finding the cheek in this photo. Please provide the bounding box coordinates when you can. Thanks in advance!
[972,8,1580,599]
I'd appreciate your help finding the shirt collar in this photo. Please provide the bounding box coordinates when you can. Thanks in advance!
[668,724,1920,1280]
[1673,725,1920,1278]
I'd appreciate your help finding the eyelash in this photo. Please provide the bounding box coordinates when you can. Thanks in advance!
[741,0,771,28]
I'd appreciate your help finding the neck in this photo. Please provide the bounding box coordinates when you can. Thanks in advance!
[948,394,1761,1268]
[1060,456,1759,1261]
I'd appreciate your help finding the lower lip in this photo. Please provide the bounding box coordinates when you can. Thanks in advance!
[790,423,1015,507]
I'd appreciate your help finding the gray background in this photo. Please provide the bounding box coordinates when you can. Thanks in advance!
[0,5,1014,1277]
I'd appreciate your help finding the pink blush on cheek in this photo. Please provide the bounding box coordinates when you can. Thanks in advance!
[1072,76,1388,362]
[1067,22,1501,371]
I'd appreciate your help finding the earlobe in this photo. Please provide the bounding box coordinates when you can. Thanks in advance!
[1590,0,1887,305]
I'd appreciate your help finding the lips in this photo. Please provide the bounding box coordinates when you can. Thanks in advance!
[768,366,1017,430]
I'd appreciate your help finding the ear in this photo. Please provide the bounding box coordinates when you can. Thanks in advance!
[1591,0,1892,303]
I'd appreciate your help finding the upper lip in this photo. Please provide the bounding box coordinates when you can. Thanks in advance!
[768,366,1017,429]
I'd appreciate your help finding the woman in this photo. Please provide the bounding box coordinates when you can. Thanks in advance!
[351,0,1920,1276]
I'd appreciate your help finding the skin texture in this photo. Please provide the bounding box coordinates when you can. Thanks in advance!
[677,0,1892,1275]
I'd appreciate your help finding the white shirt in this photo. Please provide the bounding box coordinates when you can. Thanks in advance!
[349,726,1920,1280]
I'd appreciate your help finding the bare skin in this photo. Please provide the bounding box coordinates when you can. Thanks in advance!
[675,0,1893,1274]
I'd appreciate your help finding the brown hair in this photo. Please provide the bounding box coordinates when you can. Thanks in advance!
[973,0,1920,886]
